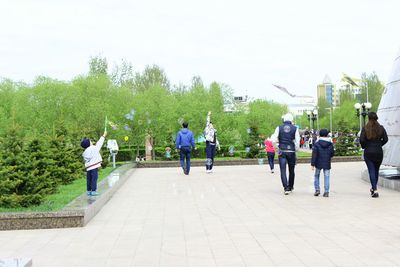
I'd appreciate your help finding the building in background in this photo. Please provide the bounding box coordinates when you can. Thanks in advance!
[337,73,362,102]
[287,96,316,117]
[317,74,339,106]
[224,95,249,113]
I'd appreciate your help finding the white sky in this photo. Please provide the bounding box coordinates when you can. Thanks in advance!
[1,0,400,104]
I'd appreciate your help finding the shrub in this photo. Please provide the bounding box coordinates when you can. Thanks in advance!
[0,129,84,208]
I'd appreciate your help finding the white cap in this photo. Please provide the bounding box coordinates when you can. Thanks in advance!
[283,113,294,122]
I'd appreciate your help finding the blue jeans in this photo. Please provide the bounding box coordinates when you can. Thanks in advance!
[179,146,192,174]
[267,152,275,171]
[206,143,216,170]
[314,168,330,192]
[87,168,98,192]
[364,156,381,190]
[278,152,296,191]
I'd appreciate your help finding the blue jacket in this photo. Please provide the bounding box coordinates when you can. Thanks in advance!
[176,128,195,149]
[311,137,334,170]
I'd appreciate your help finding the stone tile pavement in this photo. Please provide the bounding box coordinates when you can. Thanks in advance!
[2,162,400,267]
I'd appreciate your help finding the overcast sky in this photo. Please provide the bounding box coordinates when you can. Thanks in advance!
[1,0,400,104]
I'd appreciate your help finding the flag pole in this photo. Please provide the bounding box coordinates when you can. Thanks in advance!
[104,116,108,133]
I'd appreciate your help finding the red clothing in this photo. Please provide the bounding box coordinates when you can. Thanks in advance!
[264,139,275,153]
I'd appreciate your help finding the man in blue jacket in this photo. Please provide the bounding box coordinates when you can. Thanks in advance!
[176,122,196,175]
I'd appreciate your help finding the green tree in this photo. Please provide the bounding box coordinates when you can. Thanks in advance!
[47,128,83,185]
[334,120,359,156]
[133,65,170,93]
[0,128,26,207]
[110,59,135,88]
[22,139,58,200]
[130,85,177,158]
[0,129,56,207]
[245,126,263,158]
[89,55,108,76]
[359,72,385,111]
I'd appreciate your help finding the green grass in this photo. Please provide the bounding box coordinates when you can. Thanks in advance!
[297,151,312,158]
[0,167,114,213]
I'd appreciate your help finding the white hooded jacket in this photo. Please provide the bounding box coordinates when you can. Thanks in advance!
[204,113,220,148]
[82,136,105,171]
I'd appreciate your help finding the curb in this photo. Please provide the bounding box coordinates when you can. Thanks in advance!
[137,156,363,168]
[361,167,400,191]
[0,163,136,231]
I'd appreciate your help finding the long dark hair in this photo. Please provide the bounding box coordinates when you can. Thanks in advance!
[365,112,383,140]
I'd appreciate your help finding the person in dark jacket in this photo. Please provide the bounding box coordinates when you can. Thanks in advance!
[176,122,196,175]
[311,129,334,197]
[360,112,388,198]
[271,113,300,195]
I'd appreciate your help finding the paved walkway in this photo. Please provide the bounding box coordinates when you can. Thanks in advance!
[2,162,400,267]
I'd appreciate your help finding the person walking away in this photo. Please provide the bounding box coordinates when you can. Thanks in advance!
[81,131,107,196]
[300,136,305,149]
[311,129,334,197]
[176,122,196,175]
[271,113,300,195]
[308,135,313,150]
[264,137,275,173]
[360,112,388,198]
[204,111,220,173]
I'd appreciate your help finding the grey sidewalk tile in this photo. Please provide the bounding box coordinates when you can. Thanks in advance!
[4,162,400,266]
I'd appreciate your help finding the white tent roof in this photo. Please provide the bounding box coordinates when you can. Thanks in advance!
[378,49,400,166]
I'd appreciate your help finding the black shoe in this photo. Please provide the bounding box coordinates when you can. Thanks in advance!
[370,189,374,196]
[323,192,329,197]
[314,191,320,197]
[372,191,379,198]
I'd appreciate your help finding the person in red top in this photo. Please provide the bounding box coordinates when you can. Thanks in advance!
[264,137,276,173]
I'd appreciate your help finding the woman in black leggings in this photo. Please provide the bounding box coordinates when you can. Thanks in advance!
[360,112,388,198]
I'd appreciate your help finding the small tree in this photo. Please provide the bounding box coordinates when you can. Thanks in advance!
[245,126,263,158]
[47,128,83,185]
[0,129,57,207]
[0,128,27,207]
[334,120,359,156]
[21,139,58,205]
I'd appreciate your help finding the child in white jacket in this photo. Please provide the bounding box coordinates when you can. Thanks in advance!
[81,131,107,196]
[204,112,220,173]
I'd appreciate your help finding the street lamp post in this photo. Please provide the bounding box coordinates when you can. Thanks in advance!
[306,109,318,131]
[306,110,312,130]
[354,102,372,131]
[314,109,319,130]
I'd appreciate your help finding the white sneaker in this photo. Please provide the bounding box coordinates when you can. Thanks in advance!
[206,170,211,174]
[284,191,290,195]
